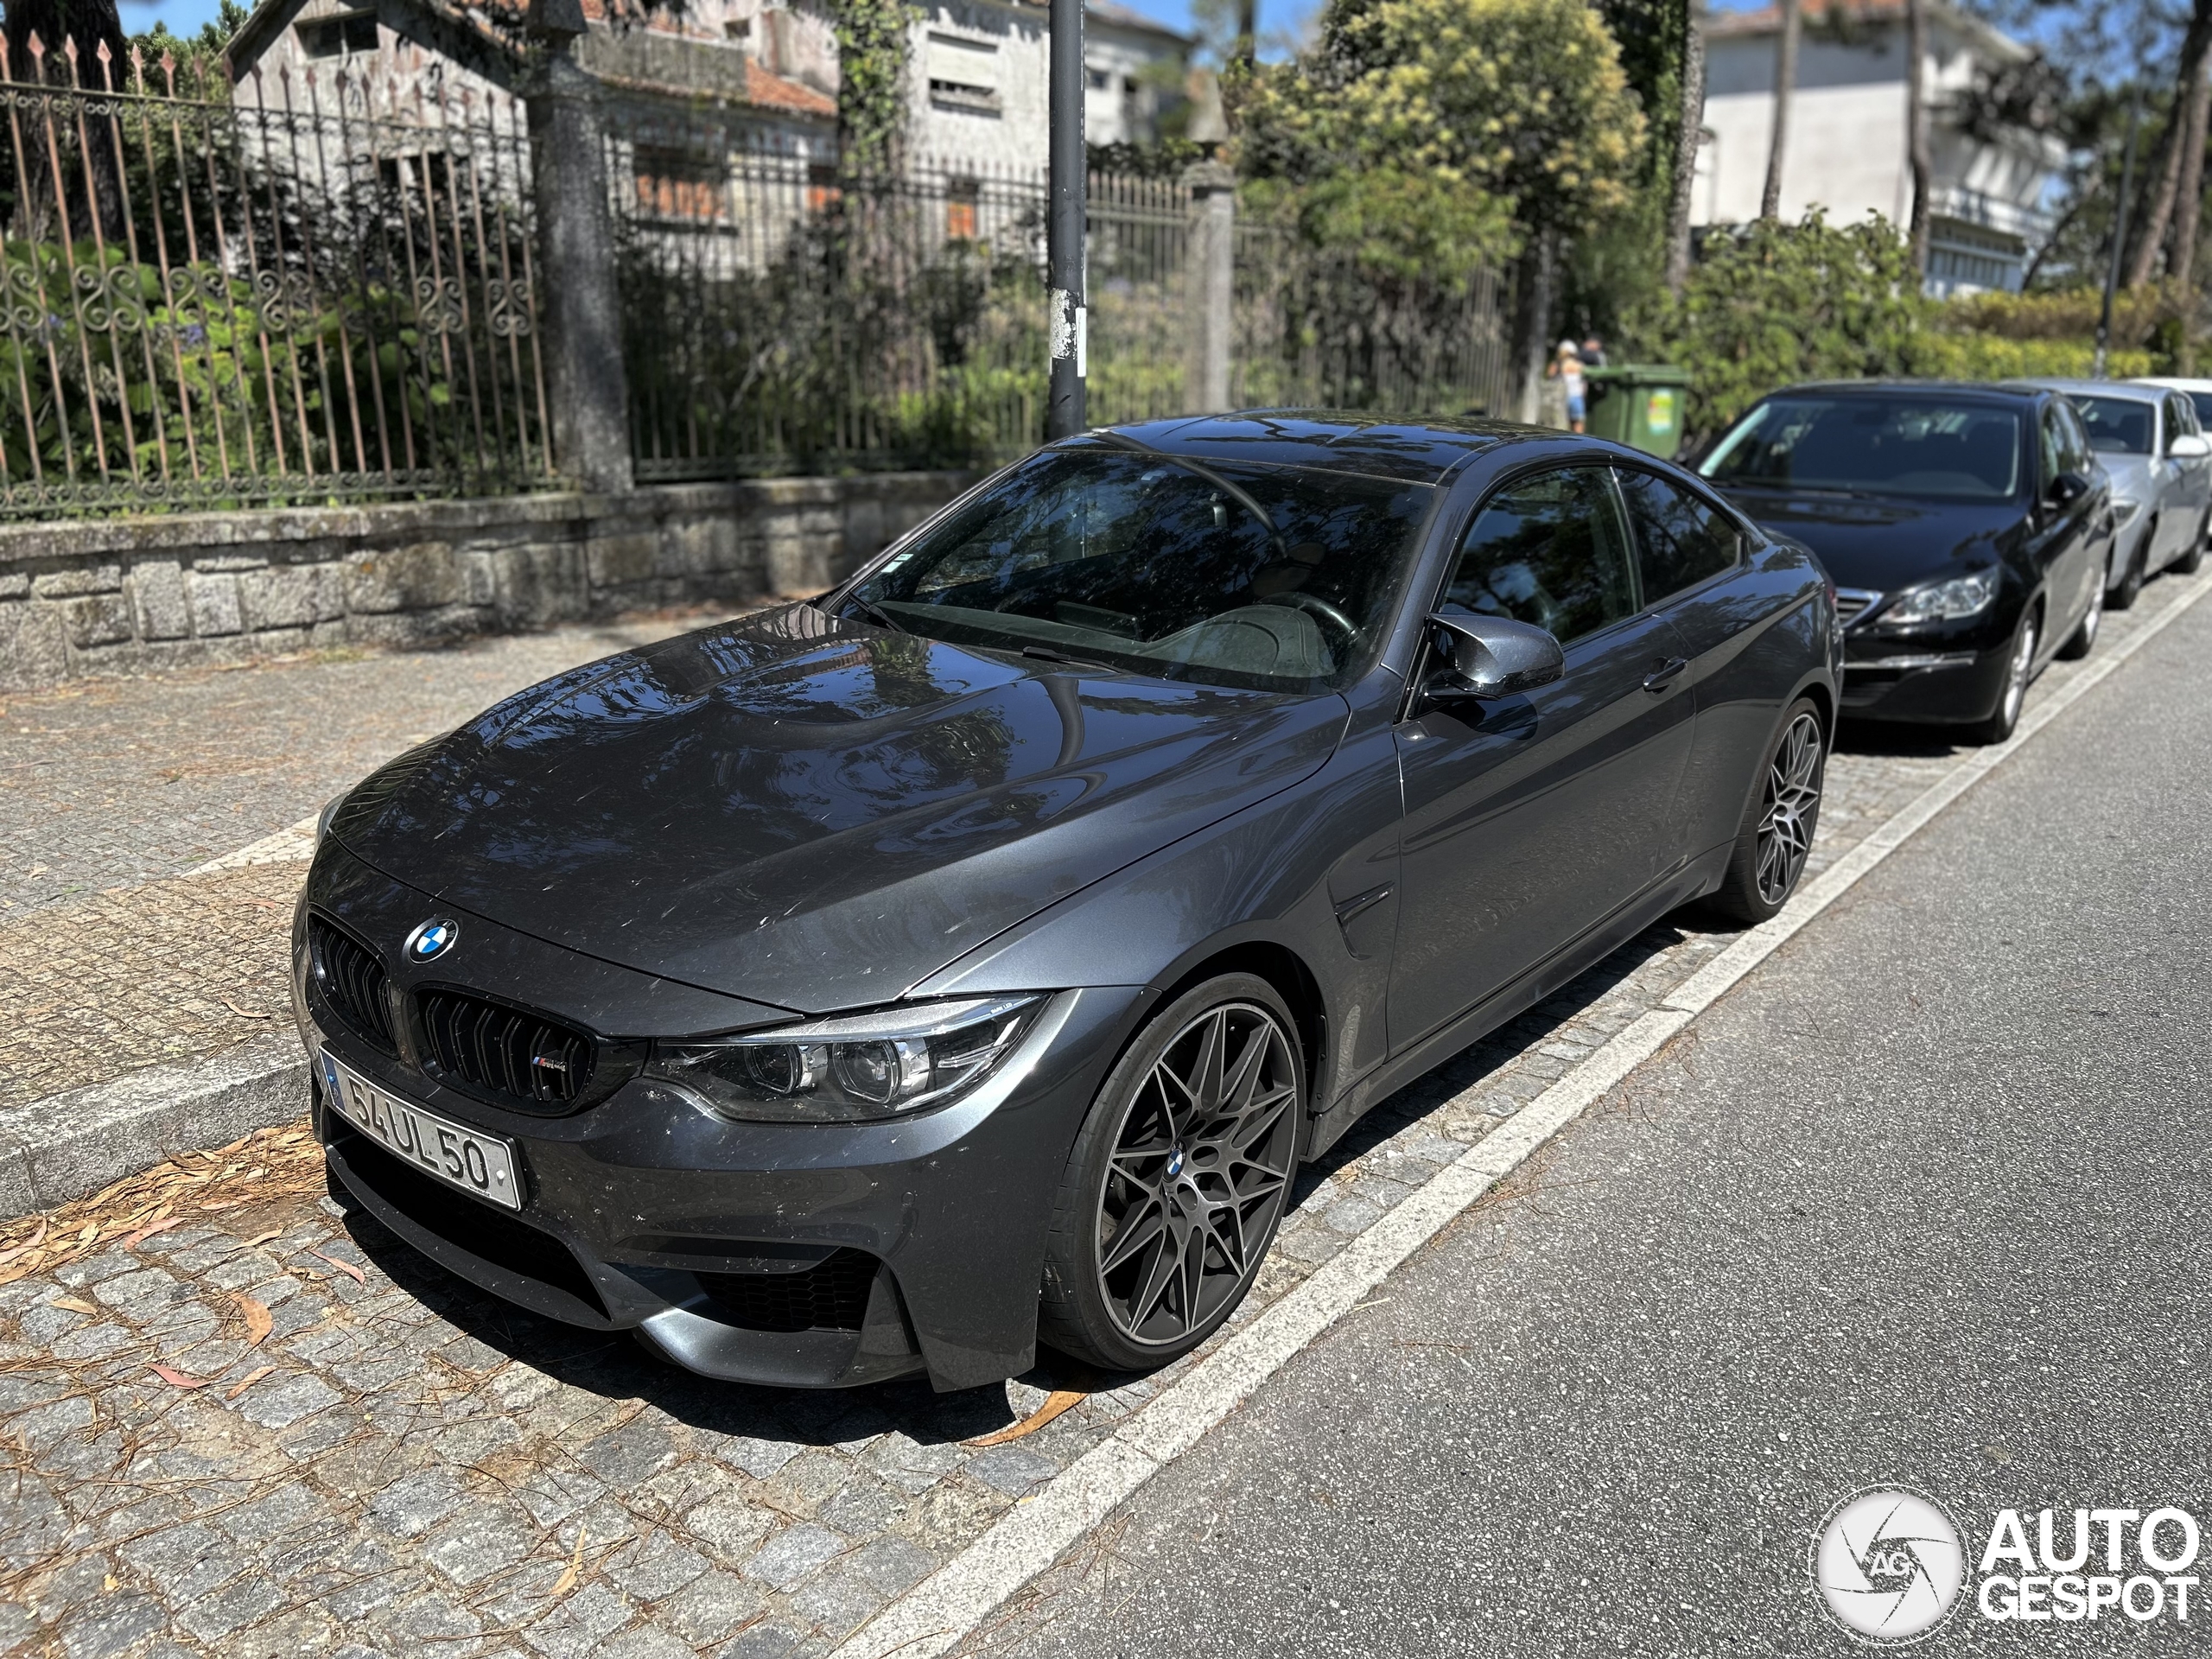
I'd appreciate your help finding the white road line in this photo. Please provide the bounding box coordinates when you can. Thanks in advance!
[831,564,2212,1659]
[189,815,319,874]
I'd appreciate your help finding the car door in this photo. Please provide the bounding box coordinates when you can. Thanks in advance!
[1389,464,1696,1052]
[2038,400,2099,631]
[2168,393,2211,543]
[1611,465,1797,863]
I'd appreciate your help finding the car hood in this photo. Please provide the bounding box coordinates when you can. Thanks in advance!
[330,604,1348,1015]
[1709,486,2024,591]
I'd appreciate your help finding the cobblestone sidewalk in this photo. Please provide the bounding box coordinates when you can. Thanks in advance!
[0,612,728,1112]
[0,567,2199,1659]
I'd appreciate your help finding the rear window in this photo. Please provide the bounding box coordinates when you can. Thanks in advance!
[2070,397,2155,455]
[1700,397,2024,500]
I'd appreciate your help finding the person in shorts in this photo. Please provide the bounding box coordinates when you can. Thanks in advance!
[1553,340,1587,434]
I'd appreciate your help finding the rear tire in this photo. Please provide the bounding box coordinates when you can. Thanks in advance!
[2057,575,2101,660]
[2175,513,2207,576]
[1966,607,2037,745]
[1038,975,1306,1372]
[1703,699,1826,926]
[2112,530,2147,610]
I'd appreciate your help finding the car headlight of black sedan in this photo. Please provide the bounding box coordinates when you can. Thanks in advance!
[646,995,1043,1122]
[1878,568,1999,626]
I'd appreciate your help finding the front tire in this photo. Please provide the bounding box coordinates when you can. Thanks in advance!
[1039,976,1305,1372]
[1966,607,2038,745]
[2175,513,2208,576]
[2112,530,2147,610]
[1704,699,1826,925]
[2057,575,2101,660]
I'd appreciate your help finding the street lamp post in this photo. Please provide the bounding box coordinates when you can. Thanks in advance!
[1046,0,1085,438]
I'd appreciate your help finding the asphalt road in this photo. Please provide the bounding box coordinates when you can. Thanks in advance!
[979,594,2212,1656]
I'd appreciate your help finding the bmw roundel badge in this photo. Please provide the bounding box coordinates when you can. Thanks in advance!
[404,918,461,963]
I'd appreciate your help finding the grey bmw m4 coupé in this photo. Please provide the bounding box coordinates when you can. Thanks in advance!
[295,413,1840,1391]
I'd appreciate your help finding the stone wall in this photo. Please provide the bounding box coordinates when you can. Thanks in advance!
[0,474,976,691]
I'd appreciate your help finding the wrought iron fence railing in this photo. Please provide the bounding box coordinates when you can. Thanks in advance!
[609,138,1515,483]
[0,39,550,518]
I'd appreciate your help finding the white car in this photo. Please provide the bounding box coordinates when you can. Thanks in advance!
[2014,378,2211,607]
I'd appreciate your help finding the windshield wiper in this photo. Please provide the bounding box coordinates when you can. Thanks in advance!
[842,594,908,634]
[1020,644,1122,674]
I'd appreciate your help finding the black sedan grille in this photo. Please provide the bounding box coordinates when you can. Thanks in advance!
[1834,588,1883,628]
[696,1249,879,1332]
[309,918,398,1056]
[416,988,594,1110]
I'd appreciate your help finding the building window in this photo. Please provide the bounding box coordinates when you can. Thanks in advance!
[927,32,1001,113]
[946,178,980,240]
[1087,66,1109,89]
[633,146,730,221]
[297,10,378,57]
[724,16,751,44]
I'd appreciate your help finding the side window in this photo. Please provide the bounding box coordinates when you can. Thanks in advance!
[1615,469,1744,602]
[1446,467,1637,645]
[2058,404,2095,474]
[2039,408,2068,486]
[2170,394,2199,442]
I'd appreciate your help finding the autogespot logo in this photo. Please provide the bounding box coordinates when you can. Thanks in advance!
[404,917,461,963]
[1812,1487,1967,1644]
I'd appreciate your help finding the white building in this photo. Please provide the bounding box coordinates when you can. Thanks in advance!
[911,0,1193,172]
[1695,0,2063,296]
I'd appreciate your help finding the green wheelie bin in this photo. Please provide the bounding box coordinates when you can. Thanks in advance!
[1585,365,1691,460]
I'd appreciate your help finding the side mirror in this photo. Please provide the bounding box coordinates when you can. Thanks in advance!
[2046,471,2091,507]
[2170,433,2212,460]
[1425,610,1566,705]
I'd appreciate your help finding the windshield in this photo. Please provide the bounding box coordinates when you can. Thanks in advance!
[2070,396,2154,455]
[844,446,1433,693]
[1700,397,2024,500]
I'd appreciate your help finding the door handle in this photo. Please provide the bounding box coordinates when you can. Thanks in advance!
[1643,657,1688,694]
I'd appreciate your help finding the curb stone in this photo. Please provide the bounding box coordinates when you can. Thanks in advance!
[0,1033,308,1217]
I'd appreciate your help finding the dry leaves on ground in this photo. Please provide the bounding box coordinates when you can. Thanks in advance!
[0,1122,324,1286]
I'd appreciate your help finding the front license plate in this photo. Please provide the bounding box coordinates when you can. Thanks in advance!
[320,1051,524,1211]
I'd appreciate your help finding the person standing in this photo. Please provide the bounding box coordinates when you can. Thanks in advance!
[1548,340,1587,434]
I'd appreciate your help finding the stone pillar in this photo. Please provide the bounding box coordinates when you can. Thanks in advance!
[1185,159,1236,415]
[526,0,632,494]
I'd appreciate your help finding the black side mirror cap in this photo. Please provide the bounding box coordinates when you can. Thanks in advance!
[2048,471,2091,506]
[1426,610,1566,701]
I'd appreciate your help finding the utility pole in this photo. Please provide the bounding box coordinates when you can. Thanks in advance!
[2094,78,2145,380]
[1046,0,1086,440]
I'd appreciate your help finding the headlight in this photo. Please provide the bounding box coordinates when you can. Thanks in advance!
[2113,499,2142,528]
[314,791,347,850]
[1879,569,1999,626]
[645,995,1042,1123]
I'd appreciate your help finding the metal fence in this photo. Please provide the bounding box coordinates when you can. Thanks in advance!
[611,141,1515,481]
[0,39,550,518]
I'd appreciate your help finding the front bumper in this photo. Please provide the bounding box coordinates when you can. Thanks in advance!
[1838,638,2013,724]
[297,842,1142,1391]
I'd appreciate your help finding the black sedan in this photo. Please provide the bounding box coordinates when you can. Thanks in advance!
[1694,382,2112,743]
[294,414,1839,1392]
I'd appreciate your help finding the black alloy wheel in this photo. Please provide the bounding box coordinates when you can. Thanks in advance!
[1039,975,1304,1370]
[1706,698,1827,925]
[2113,530,2148,610]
